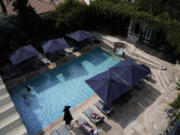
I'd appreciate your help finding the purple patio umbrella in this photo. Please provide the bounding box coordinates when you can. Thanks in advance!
[66,30,93,42]
[85,70,131,104]
[110,59,151,86]
[9,45,40,65]
[42,38,69,54]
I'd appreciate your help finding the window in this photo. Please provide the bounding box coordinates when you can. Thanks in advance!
[144,27,152,40]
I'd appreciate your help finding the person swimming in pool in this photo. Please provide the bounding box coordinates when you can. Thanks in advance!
[26,85,36,97]
[26,85,31,91]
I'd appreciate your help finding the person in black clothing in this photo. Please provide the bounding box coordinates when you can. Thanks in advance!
[63,106,73,125]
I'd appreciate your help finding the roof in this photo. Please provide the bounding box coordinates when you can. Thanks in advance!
[0,0,86,15]
[0,0,57,15]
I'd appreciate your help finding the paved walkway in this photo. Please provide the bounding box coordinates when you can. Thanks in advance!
[38,34,180,135]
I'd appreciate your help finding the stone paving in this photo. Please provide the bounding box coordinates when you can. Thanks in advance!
[38,34,180,135]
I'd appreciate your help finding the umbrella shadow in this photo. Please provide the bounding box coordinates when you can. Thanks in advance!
[84,48,109,67]
[146,77,157,84]
[110,82,161,129]
[58,62,89,82]
[98,121,112,132]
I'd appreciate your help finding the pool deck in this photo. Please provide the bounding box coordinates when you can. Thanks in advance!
[37,72,178,135]
[34,34,180,135]
[4,33,180,135]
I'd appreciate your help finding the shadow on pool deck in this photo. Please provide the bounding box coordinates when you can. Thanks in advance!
[109,82,161,129]
[99,121,112,132]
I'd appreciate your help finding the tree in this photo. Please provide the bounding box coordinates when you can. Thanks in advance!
[55,0,88,33]
[135,0,180,20]
[0,0,7,14]
[12,0,42,38]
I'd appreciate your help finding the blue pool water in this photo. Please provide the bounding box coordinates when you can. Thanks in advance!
[9,48,119,135]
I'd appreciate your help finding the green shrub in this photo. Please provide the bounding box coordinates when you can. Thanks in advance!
[170,93,180,109]
[55,0,88,33]
[177,80,180,91]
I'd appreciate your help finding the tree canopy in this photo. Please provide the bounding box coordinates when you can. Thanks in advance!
[0,0,180,63]
[55,0,88,33]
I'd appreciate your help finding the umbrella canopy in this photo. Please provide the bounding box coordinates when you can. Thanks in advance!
[9,45,40,65]
[63,106,73,125]
[66,30,93,42]
[110,59,151,86]
[85,70,131,104]
[42,38,69,54]
[140,64,151,74]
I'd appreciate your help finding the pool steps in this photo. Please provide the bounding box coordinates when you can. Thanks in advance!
[94,32,166,70]
[0,77,27,135]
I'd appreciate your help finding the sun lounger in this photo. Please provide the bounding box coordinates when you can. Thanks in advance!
[37,54,51,65]
[64,48,74,54]
[75,117,98,135]
[83,107,104,125]
[94,100,112,116]
[50,125,71,135]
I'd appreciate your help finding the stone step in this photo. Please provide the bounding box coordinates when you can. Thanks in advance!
[161,71,170,85]
[0,101,14,114]
[103,37,114,46]
[4,124,27,135]
[103,39,114,49]
[0,94,12,107]
[155,70,168,92]
[126,53,162,70]
[0,106,17,120]
[132,51,163,67]
[0,79,4,86]
[0,93,9,101]
[0,112,22,134]
[158,71,169,89]
[0,87,8,96]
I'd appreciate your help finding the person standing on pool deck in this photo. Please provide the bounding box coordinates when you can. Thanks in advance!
[63,106,73,127]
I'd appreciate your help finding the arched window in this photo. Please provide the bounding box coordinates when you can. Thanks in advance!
[144,27,152,40]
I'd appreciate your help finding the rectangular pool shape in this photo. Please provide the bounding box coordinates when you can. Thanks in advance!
[9,48,119,135]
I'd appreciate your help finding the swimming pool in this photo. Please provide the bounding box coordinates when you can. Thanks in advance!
[9,48,120,135]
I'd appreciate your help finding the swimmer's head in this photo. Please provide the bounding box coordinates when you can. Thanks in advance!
[26,85,31,92]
